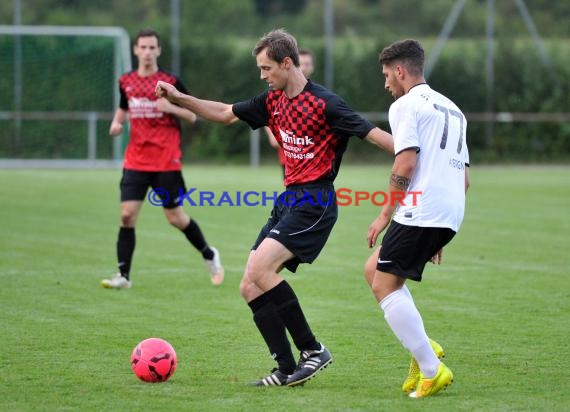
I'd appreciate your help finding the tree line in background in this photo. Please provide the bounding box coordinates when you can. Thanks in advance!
[180,36,570,164]
[1,0,569,163]
[3,0,570,38]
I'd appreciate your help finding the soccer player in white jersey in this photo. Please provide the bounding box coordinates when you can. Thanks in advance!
[364,39,470,398]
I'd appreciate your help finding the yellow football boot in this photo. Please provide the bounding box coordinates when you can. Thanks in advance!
[409,362,453,398]
[402,339,445,394]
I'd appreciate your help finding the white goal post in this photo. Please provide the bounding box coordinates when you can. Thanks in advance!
[0,25,131,168]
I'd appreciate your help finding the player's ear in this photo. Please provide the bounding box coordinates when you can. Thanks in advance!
[282,56,293,70]
[396,64,405,79]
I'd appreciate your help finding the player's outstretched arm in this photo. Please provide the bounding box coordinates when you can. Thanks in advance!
[155,97,197,124]
[364,127,394,155]
[155,80,238,125]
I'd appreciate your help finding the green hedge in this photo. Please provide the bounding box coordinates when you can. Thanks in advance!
[1,36,568,163]
[178,37,570,164]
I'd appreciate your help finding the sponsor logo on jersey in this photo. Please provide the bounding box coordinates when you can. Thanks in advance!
[129,97,163,119]
[279,129,314,146]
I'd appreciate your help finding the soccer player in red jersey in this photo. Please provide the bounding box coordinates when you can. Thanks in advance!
[101,29,224,290]
[156,29,393,387]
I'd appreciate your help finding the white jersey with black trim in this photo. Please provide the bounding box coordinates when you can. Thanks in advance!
[390,83,469,232]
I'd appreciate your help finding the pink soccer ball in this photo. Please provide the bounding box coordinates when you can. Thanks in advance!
[130,338,177,382]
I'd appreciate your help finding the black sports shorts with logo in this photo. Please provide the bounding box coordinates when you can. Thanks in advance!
[377,221,456,281]
[120,169,187,209]
[252,181,338,273]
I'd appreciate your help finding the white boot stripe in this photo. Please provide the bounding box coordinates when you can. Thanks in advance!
[261,374,283,386]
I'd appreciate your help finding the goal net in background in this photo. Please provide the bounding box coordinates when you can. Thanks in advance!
[0,25,131,167]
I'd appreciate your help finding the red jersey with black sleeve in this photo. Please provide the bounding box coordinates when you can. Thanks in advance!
[118,69,189,171]
[233,80,374,186]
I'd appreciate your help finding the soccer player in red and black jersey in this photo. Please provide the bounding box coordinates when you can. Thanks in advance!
[156,29,393,387]
[101,29,224,290]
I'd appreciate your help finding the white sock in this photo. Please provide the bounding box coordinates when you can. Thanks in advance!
[400,284,413,300]
[412,341,440,378]
[380,288,440,378]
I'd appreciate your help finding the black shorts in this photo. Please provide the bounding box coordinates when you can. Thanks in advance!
[120,169,187,209]
[252,181,338,273]
[377,221,456,282]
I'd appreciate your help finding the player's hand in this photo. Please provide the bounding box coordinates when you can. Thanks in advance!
[367,214,390,248]
[109,121,123,137]
[430,249,443,264]
[155,80,178,100]
[155,97,173,113]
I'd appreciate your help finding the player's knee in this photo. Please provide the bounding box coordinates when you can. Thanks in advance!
[245,261,263,284]
[164,209,189,230]
[239,278,250,299]
[239,274,260,301]
[166,214,182,228]
[370,277,398,303]
[370,283,386,303]
[120,211,136,227]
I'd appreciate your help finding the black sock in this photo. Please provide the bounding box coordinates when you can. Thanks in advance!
[182,220,213,260]
[117,227,135,280]
[249,294,296,374]
[265,281,319,351]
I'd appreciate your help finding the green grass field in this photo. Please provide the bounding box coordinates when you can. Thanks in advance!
[1,165,569,411]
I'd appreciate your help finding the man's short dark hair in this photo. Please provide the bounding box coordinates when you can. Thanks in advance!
[135,28,161,47]
[379,39,424,76]
[253,28,299,66]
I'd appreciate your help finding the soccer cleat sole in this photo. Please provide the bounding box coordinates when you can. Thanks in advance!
[286,358,333,387]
